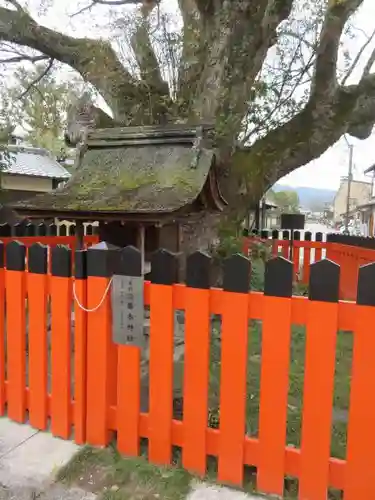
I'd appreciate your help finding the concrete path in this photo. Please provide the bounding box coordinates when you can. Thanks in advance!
[0,418,95,499]
[187,483,261,500]
[0,418,265,500]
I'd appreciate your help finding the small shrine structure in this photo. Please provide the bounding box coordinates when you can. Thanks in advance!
[13,124,227,274]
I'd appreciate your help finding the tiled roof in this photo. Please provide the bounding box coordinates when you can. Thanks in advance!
[3,145,71,180]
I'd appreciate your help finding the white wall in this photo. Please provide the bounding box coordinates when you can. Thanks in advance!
[1,174,53,192]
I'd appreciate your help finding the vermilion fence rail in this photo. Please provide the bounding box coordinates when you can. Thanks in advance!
[1,235,99,249]
[1,240,375,498]
[244,232,375,300]
[2,236,99,270]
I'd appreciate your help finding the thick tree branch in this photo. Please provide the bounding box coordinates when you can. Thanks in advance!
[346,73,375,138]
[177,0,209,106]
[235,70,375,199]
[130,7,168,94]
[261,0,294,42]
[0,3,154,121]
[362,46,375,78]
[312,0,365,100]
[192,0,294,138]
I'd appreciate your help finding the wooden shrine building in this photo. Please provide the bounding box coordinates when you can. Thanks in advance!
[12,125,227,271]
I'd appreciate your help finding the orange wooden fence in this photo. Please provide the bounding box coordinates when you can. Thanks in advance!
[2,240,375,498]
[244,234,375,300]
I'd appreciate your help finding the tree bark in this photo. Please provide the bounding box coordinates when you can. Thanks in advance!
[2,0,375,244]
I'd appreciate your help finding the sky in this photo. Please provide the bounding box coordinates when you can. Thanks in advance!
[9,0,375,191]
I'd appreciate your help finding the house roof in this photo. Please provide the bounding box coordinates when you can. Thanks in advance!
[13,125,226,220]
[4,145,71,180]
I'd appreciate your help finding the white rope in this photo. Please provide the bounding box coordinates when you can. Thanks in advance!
[72,277,113,313]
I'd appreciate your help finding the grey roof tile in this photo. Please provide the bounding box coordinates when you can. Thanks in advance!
[4,146,71,180]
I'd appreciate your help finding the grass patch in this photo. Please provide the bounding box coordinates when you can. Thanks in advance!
[57,445,193,500]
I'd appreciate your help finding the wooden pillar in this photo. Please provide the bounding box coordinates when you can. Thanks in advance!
[137,224,145,274]
[261,200,267,230]
[76,220,84,250]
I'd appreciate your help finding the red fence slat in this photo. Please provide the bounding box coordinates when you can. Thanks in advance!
[0,267,5,414]
[73,275,87,445]
[5,269,26,423]
[148,282,174,465]
[86,275,112,447]
[28,272,48,430]
[50,275,72,439]
[344,305,375,500]
[218,291,248,485]
[299,301,337,499]
[183,286,210,475]
[117,346,141,457]
[257,295,291,495]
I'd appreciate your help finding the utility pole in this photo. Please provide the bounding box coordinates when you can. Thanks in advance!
[344,143,354,234]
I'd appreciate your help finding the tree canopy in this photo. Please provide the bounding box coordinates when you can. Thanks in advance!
[0,0,374,226]
[272,190,300,213]
[0,63,84,156]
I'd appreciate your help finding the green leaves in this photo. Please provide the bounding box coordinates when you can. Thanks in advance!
[0,63,85,156]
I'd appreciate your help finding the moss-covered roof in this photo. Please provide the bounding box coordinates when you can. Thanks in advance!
[13,125,219,216]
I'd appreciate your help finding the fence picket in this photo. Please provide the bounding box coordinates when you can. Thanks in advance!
[281,232,289,259]
[50,246,72,439]
[86,248,113,447]
[218,255,250,486]
[299,260,339,499]
[5,241,27,423]
[257,257,293,496]
[73,250,88,445]
[0,242,4,414]
[315,232,323,261]
[28,244,49,431]
[148,249,177,465]
[183,251,211,475]
[116,247,142,457]
[344,263,375,500]
[303,232,312,284]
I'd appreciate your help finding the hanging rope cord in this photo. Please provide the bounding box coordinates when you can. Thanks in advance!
[72,277,113,313]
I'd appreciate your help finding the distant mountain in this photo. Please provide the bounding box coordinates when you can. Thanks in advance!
[273,184,336,209]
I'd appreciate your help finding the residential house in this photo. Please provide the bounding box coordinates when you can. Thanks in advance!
[333,177,372,223]
[245,194,279,231]
[355,163,375,236]
[0,143,71,223]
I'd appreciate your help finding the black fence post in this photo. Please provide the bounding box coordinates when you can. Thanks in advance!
[309,260,340,302]
[264,257,293,298]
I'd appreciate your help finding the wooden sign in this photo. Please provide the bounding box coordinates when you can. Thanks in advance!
[111,274,145,348]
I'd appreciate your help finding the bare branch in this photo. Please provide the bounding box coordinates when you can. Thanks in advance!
[341,26,375,85]
[0,3,151,121]
[0,54,48,64]
[18,58,54,99]
[71,0,160,17]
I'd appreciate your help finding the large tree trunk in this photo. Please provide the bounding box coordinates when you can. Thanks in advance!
[2,0,375,243]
